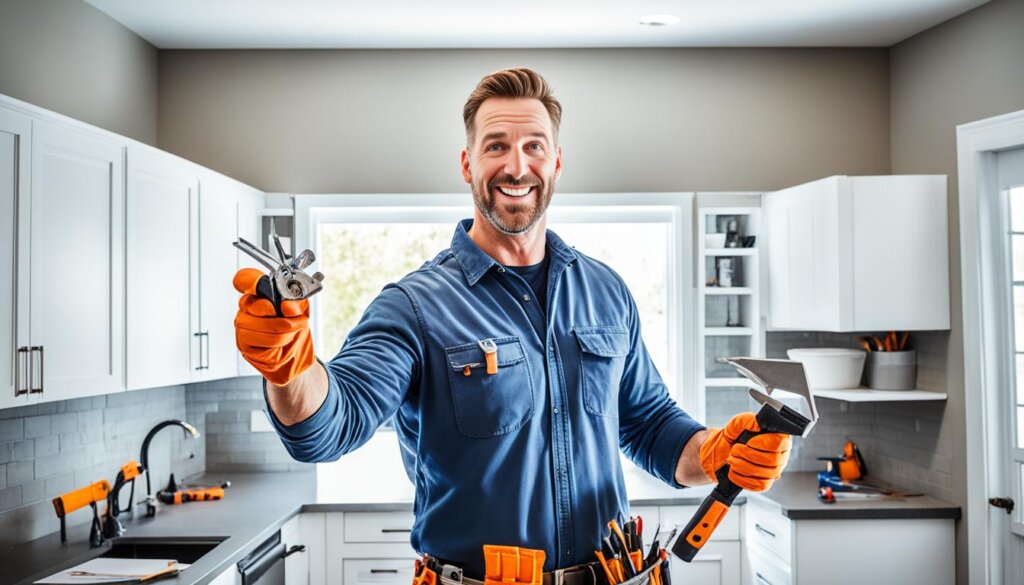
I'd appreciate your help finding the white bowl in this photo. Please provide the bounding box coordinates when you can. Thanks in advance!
[786,348,866,390]
[705,233,727,249]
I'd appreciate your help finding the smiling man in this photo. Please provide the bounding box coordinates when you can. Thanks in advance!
[232,68,791,584]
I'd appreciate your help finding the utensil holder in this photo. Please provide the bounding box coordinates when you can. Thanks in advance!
[865,350,917,390]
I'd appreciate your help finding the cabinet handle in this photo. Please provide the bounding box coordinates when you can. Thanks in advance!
[29,346,43,394]
[756,573,774,585]
[203,331,210,370]
[15,347,29,396]
[194,332,208,370]
[370,569,400,574]
[754,524,776,538]
[380,528,412,533]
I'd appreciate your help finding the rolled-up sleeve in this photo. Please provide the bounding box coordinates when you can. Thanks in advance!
[266,284,424,462]
[617,289,705,487]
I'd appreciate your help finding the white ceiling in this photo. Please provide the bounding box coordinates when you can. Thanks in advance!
[84,0,991,49]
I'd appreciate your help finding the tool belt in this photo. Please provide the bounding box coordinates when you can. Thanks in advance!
[415,547,666,585]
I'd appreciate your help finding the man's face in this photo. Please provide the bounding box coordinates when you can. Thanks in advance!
[461,98,562,235]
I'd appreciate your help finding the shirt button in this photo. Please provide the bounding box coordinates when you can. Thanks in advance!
[553,408,558,414]
[523,294,531,302]
[497,266,506,273]
[566,550,572,557]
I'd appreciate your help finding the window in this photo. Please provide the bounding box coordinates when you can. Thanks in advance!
[297,193,695,418]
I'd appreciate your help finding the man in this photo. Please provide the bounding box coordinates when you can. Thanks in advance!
[233,68,790,582]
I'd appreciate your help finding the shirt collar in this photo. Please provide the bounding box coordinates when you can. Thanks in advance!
[450,218,578,286]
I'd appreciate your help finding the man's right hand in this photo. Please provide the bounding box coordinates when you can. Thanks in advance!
[233,268,315,386]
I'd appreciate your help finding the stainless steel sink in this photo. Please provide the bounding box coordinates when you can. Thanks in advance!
[100,536,228,564]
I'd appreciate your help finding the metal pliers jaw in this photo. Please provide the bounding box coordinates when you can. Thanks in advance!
[233,231,324,316]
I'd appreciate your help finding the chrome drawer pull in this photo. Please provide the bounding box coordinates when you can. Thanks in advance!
[15,346,29,396]
[370,569,400,574]
[380,528,411,533]
[754,523,776,538]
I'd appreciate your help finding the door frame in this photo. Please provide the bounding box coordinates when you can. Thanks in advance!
[958,108,1024,585]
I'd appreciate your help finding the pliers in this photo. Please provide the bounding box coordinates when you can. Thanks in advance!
[233,227,324,316]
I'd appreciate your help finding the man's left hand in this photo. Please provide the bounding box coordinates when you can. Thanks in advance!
[699,412,791,492]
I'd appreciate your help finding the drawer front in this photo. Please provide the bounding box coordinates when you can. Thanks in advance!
[344,559,418,585]
[744,499,791,564]
[670,540,741,585]
[746,543,792,585]
[345,512,416,543]
[660,504,740,541]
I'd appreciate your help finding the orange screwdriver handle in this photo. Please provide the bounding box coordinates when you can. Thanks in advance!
[673,402,810,562]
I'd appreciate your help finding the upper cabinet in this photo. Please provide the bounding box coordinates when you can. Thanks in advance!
[29,120,126,402]
[1,94,265,408]
[764,175,950,332]
[0,109,33,409]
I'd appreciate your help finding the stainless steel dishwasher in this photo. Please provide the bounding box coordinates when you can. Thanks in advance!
[236,530,306,585]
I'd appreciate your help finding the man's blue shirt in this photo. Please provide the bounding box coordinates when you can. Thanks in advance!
[267,219,704,578]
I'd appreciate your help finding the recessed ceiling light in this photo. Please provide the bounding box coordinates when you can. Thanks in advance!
[639,14,680,27]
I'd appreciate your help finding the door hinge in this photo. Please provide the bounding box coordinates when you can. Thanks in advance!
[989,497,1015,515]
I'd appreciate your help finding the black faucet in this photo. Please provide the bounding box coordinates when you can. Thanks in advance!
[140,419,200,517]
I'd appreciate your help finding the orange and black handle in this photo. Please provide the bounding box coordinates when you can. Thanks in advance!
[673,402,810,562]
[52,480,111,544]
[157,486,225,505]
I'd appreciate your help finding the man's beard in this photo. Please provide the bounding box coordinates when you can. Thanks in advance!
[472,174,554,235]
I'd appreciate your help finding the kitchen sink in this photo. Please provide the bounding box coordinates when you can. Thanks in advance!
[100,536,228,564]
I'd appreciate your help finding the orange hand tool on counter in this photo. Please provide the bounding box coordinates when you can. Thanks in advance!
[52,480,111,546]
[157,486,225,505]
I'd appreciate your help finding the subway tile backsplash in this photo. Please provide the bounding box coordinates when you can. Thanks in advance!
[0,386,202,547]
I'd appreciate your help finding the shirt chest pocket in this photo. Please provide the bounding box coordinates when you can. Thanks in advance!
[574,326,630,418]
[444,336,535,438]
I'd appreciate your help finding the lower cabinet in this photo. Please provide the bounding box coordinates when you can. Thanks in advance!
[325,511,419,585]
[655,504,742,585]
[743,496,955,585]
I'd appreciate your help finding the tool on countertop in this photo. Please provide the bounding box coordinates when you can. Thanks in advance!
[816,440,921,503]
[856,331,910,352]
[100,460,143,539]
[156,473,229,505]
[673,357,818,563]
[233,219,324,316]
[52,480,111,547]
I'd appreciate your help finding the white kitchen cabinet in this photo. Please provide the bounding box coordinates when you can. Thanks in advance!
[282,513,320,585]
[326,512,419,584]
[29,119,125,402]
[660,504,742,585]
[743,496,954,585]
[0,108,33,409]
[764,175,949,332]
[126,146,198,389]
[236,189,265,377]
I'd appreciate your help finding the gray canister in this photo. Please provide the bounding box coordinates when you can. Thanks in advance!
[865,350,917,390]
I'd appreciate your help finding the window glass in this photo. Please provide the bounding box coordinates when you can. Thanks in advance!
[1012,187,1024,232]
[549,222,670,378]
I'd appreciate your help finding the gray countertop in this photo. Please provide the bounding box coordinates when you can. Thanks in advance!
[749,472,961,520]
[0,470,959,585]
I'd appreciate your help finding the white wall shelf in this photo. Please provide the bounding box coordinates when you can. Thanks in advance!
[705,247,757,256]
[706,327,754,336]
[813,387,948,402]
[704,377,753,388]
[705,287,753,295]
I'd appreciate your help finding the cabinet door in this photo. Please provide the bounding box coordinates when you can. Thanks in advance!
[30,120,124,401]
[0,108,31,409]
[197,176,243,381]
[670,541,741,585]
[126,147,198,389]
[236,189,264,377]
[343,559,418,585]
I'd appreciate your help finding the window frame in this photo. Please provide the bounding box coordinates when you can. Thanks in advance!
[293,192,696,410]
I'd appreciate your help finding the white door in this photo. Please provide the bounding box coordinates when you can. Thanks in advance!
[997,146,1024,585]
[126,147,197,389]
[197,176,242,381]
[0,108,32,409]
[30,120,125,401]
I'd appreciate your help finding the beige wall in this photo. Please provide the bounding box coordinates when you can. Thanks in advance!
[157,48,890,193]
[890,0,1024,582]
[0,0,158,144]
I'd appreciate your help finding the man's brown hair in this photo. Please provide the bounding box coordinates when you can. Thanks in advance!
[463,67,562,145]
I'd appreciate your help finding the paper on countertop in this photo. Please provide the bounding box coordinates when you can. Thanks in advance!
[35,558,190,584]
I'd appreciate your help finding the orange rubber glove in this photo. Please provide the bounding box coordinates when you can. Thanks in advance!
[699,412,792,492]
[233,268,315,386]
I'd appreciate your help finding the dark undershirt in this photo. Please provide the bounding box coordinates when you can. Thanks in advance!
[507,253,550,313]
